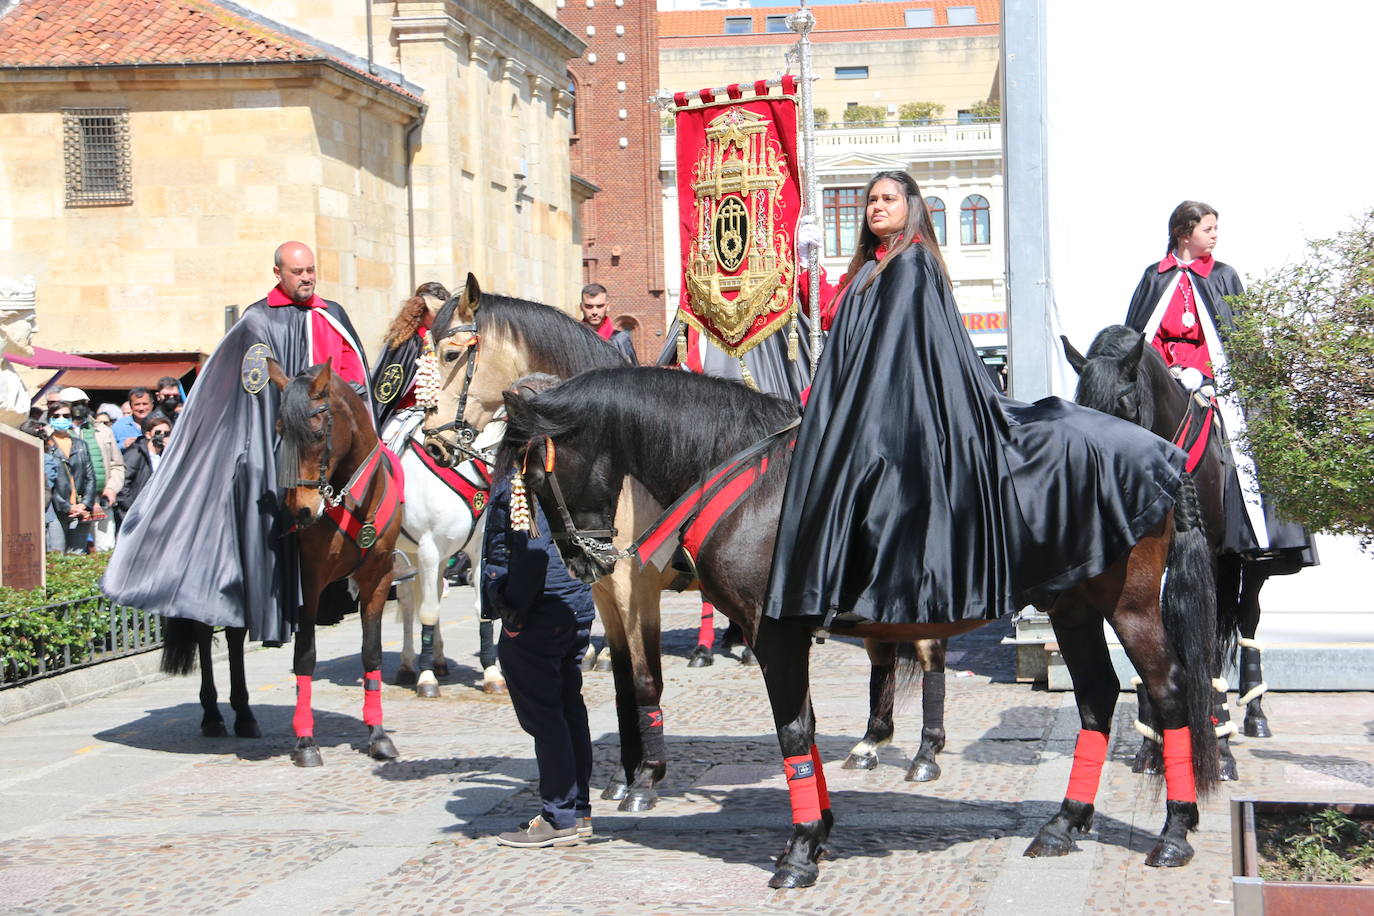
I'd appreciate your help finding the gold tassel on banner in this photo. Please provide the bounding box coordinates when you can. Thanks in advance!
[739,357,759,391]
[677,322,688,366]
[787,314,799,362]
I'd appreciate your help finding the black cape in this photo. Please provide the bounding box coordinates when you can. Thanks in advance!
[102,297,369,645]
[1124,260,1316,573]
[764,247,1186,625]
[369,329,423,429]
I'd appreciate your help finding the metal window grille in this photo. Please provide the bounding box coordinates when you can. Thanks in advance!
[63,108,132,206]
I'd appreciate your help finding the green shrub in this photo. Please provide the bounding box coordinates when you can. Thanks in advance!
[968,99,1001,120]
[1259,808,1374,883]
[899,101,945,123]
[843,104,886,124]
[1,553,116,682]
[812,106,828,126]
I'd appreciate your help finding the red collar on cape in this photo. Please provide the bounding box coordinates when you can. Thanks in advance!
[267,287,326,309]
[1157,252,1215,278]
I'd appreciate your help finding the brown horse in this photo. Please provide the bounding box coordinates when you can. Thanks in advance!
[499,366,1223,888]
[267,358,403,767]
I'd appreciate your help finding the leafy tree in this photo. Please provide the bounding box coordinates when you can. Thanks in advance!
[899,101,945,123]
[968,99,1000,120]
[842,104,886,124]
[812,106,828,126]
[1222,211,1374,546]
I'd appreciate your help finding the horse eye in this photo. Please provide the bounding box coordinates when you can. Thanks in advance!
[444,349,460,363]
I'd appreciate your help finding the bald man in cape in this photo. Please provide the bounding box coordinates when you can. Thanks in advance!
[103,243,373,645]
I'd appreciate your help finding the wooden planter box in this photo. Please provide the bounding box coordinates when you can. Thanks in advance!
[1231,798,1374,915]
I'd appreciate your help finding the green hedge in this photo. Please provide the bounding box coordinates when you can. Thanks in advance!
[0,553,116,683]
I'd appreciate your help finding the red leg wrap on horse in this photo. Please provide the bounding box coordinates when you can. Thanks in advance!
[810,744,830,812]
[1064,729,1110,804]
[293,675,314,737]
[697,602,715,647]
[1162,726,1196,803]
[362,669,383,726]
[783,754,822,823]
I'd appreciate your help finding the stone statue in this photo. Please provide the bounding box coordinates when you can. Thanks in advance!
[0,275,38,428]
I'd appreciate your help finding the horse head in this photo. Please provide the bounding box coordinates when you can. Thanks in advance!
[498,374,624,584]
[1066,326,1156,429]
[270,358,357,527]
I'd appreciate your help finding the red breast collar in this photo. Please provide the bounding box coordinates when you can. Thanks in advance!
[408,439,491,518]
[323,445,404,566]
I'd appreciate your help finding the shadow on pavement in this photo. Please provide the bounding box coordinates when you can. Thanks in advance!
[1249,747,1374,788]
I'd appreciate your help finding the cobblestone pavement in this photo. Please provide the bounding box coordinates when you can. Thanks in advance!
[1,588,1371,915]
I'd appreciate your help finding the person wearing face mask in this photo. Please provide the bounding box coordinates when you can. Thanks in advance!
[115,414,172,527]
[58,387,125,548]
[153,375,184,419]
[43,403,97,553]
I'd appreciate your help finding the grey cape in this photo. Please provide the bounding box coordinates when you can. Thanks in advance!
[102,298,369,645]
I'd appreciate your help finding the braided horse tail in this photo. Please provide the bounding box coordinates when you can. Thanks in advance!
[1160,472,1221,794]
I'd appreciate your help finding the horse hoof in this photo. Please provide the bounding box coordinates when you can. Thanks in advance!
[1145,838,1194,867]
[369,736,400,761]
[1023,831,1077,858]
[738,647,756,666]
[201,720,229,738]
[483,677,507,694]
[581,646,597,672]
[394,668,417,686]
[1219,758,1239,782]
[594,655,613,673]
[292,746,324,768]
[767,862,818,889]
[905,760,941,783]
[234,719,262,738]
[842,751,878,771]
[417,681,440,699]
[687,645,714,668]
[433,661,450,678]
[601,780,629,801]
[1131,754,1162,776]
[618,790,657,813]
[1243,717,1272,739]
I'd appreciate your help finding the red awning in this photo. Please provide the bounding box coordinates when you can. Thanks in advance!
[57,357,200,391]
[7,346,116,371]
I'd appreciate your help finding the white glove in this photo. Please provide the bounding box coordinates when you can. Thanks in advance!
[797,215,823,269]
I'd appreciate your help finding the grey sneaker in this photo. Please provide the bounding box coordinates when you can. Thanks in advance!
[496,815,579,848]
[577,816,592,838]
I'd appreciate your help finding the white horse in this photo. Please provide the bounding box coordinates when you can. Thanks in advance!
[386,409,506,697]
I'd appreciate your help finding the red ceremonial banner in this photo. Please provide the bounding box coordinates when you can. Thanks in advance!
[673,78,801,359]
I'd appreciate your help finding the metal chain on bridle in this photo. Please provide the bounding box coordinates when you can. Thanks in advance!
[515,435,631,567]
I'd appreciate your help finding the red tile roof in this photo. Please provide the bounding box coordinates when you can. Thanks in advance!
[661,0,999,37]
[0,0,415,99]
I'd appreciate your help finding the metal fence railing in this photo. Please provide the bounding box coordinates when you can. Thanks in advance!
[0,597,163,689]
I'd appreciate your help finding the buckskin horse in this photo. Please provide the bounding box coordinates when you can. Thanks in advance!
[156,359,404,767]
[1064,325,1260,777]
[497,366,1222,888]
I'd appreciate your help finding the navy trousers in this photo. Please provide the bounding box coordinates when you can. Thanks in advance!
[498,620,593,829]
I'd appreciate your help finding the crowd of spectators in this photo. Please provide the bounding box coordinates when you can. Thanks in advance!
[20,376,185,553]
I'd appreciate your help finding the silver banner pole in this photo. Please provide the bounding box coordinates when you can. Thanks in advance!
[787,2,822,371]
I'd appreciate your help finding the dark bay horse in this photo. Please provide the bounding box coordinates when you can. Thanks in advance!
[1064,326,1262,775]
[157,360,403,767]
[499,367,1223,888]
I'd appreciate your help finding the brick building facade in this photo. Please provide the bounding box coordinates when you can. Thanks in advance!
[558,0,665,359]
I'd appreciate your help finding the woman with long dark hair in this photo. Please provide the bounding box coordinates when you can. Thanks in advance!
[764,170,1188,627]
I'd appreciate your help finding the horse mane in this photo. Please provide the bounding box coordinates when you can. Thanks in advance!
[384,282,450,349]
[498,367,799,487]
[279,365,324,449]
[432,293,626,376]
[1076,324,1159,430]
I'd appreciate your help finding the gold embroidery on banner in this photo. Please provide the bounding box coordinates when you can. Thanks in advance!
[683,106,795,357]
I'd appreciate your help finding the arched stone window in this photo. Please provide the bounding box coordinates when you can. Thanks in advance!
[924,196,946,246]
[960,194,990,245]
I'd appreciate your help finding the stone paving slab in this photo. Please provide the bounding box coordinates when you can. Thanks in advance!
[0,588,1370,915]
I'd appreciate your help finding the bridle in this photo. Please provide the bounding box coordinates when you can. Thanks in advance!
[525,436,628,569]
[283,394,345,508]
[424,320,493,467]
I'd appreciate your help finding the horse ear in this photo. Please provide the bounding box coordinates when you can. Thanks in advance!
[1124,333,1146,372]
[456,272,481,323]
[266,358,290,391]
[309,358,333,398]
[1060,335,1087,375]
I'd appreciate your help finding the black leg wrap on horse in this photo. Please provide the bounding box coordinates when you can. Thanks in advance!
[1024,798,1095,858]
[637,705,666,763]
[1145,800,1198,867]
[922,670,946,732]
[618,706,666,812]
[1212,685,1239,781]
[419,624,435,673]
[1238,644,1272,737]
[1131,681,1162,774]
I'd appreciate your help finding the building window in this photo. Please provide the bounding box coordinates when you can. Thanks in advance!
[63,108,132,207]
[765,14,789,33]
[567,75,578,135]
[946,6,977,25]
[835,66,869,80]
[960,194,990,245]
[724,16,752,34]
[904,9,935,27]
[925,196,946,246]
[823,187,864,256]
